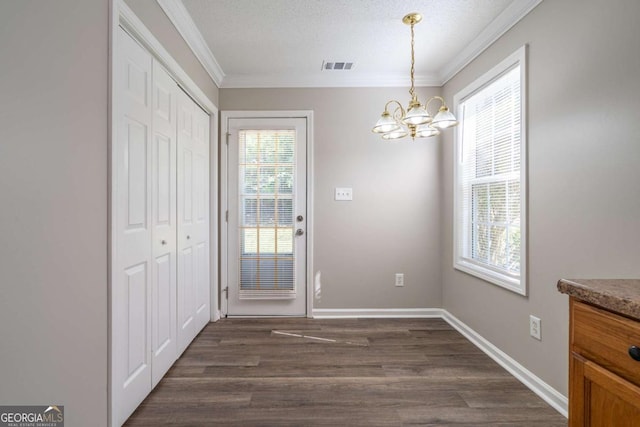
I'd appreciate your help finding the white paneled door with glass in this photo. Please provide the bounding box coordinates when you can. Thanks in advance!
[226,118,307,316]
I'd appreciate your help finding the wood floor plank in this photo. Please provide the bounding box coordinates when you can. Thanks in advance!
[173,353,260,367]
[248,389,467,410]
[458,389,553,409]
[125,318,567,426]
[397,406,565,424]
[202,363,388,378]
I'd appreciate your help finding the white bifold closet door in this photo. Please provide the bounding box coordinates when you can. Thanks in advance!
[112,27,210,426]
[150,58,178,385]
[176,89,210,354]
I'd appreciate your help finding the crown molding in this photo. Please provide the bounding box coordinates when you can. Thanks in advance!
[438,0,543,84]
[156,0,225,87]
[220,73,442,89]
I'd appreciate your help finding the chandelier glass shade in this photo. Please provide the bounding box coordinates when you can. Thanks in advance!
[372,13,458,140]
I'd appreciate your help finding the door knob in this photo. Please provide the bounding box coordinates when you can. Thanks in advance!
[186,235,191,240]
[297,215,304,222]
[629,345,640,361]
[161,240,167,245]
[295,229,304,236]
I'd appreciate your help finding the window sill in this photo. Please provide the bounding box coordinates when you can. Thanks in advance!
[454,259,526,296]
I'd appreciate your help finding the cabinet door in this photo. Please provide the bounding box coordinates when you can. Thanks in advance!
[571,353,640,426]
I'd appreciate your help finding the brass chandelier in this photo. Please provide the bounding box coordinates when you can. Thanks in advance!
[372,13,458,140]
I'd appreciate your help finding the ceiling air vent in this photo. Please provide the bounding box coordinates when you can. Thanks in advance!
[321,60,355,71]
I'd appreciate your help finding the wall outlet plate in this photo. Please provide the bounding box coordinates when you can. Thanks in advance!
[395,273,404,287]
[335,187,353,201]
[529,315,541,340]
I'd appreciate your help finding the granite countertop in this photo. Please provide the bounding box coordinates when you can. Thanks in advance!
[558,279,640,320]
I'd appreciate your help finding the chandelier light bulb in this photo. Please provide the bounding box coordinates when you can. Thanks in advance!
[382,125,409,140]
[372,111,401,134]
[415,124,440,138]
[403,103,431,126]
[431,106,459,129]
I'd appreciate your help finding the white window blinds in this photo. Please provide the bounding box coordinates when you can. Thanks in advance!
[238,129,296,297]
[454,46,526,294]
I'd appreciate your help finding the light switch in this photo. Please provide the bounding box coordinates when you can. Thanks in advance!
[335,187,353,201]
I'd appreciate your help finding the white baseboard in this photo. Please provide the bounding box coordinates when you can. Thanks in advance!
[311,306,568,418]
[441,310,568,418]
[312,308,445,318]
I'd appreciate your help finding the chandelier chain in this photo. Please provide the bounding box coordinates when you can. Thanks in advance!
[409,22,415,99]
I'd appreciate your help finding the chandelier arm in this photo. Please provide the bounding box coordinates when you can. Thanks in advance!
[384,100,405,118]
[425,95,446,116]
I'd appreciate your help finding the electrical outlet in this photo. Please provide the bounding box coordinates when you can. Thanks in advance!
[335,187,353,201]
[530,315,541,340]
[395,273,404,287]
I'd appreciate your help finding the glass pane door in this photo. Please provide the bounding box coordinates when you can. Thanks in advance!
[238,129,296,298]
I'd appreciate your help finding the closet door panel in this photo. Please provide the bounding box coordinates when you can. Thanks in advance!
[150,60,178,387]
[177,90,210,354]
[194,107,210,328]
[177,90,197,354]
[113,27,153,426]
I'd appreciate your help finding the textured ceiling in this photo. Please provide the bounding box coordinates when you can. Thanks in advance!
[180,0,525,87]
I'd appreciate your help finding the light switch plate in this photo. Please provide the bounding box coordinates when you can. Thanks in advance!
[335,187,353,201]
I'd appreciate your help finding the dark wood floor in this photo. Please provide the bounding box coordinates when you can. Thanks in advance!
[125,318,567,426]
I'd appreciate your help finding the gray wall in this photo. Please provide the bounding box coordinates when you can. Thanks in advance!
[441,0,640,395]
[0,1,108,425]
[220,88,444,309]
[0,1,219,425]
[126,0,219,106]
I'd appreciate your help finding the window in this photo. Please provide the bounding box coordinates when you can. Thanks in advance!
[454,46,527,295]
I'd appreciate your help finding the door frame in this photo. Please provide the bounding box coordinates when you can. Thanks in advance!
[221,111,314,318]
[109,1,219,425]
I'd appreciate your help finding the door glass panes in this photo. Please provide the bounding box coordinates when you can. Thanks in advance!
[238,130,295,292]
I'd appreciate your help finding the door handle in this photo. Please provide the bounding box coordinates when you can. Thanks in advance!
[295,229,304,236]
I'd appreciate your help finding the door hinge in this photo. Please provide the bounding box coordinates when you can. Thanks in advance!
[223,286,229,299]
[225,132,230,145]
[225,210,229,222]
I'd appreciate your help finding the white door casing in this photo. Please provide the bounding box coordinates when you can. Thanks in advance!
[225,116,308,316]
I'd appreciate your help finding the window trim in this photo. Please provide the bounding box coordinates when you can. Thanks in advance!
[453,45,527,296]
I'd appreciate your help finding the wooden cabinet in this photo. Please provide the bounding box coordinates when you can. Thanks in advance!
[569,299,640,426]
